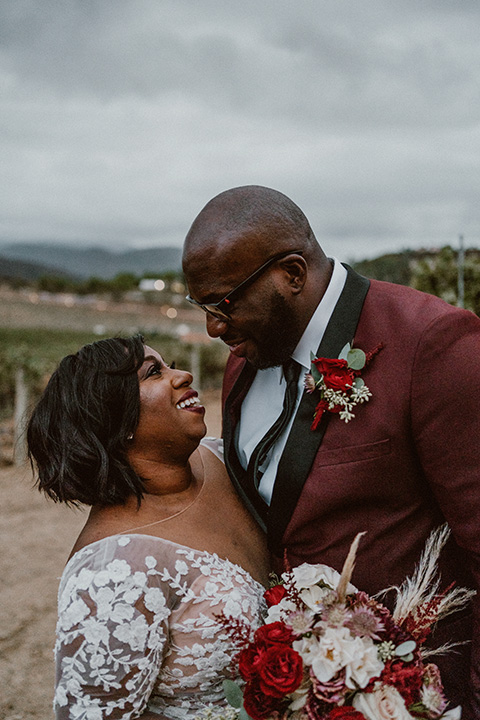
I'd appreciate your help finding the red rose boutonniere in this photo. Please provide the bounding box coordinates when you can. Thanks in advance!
[305,342,383,430]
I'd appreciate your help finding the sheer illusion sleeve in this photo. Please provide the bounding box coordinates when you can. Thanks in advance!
[54,535,173,720]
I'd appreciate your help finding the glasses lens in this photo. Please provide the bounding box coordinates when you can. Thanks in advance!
[204,305,230,321]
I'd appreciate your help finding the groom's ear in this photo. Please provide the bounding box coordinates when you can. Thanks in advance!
[277,255,307,295]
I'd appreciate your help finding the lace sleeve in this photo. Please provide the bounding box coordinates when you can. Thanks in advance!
[200,437,224,462]
[54,536,172,720]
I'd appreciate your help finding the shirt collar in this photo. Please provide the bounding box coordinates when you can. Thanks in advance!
[292,258,347,370]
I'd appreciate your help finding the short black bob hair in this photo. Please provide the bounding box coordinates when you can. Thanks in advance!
[27,335,147,506]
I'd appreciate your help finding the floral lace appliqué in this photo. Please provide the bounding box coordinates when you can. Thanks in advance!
[55,535,266,720]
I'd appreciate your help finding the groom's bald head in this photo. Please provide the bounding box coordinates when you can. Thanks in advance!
[182,185,332,368]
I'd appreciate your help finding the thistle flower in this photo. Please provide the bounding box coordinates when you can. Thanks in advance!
[345,607,384,640]
[304,372,317,393]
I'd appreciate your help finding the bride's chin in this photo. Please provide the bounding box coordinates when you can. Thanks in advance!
[183,423,208,450]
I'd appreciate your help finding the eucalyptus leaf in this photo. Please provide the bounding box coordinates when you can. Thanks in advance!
[309,351,322,382]
[239,708,254,720]
[222,679,243,709]
[395,639,416,657]
[310,364,322,384]
[347,348,366,370]
[338,342,351,361]
[352,377,365,389]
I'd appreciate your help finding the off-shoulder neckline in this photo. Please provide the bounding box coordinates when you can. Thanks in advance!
[63,532,266,590]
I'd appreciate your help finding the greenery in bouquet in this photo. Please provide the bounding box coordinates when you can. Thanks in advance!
[222,526,473,720]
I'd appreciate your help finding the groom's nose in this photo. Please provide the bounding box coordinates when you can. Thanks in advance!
[205,313,229,339]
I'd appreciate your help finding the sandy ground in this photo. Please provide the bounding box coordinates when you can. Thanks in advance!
[0,392,222,720]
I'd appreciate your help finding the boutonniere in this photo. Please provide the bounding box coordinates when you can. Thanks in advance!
[305,342,384,429]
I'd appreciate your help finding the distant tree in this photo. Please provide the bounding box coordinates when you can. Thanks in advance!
[411,246,480,315]
[110,272,138,301]
[77,276,110,295]
[37,275,71,293]
[353,251,414,286]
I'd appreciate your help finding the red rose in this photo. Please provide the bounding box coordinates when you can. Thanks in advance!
[313,357,348,375]
[324,370,355,392]
[257,645,304,698]
[264,584,287,607]
[329,707,366,720]
[313,357,355,393]
[238,643,265,681]
[243,679,284,720]
[255,621,294,647]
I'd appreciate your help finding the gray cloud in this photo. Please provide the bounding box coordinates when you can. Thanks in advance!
[0,0,479,260]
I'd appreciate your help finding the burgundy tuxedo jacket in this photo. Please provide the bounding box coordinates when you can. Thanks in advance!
[222,268,480,716]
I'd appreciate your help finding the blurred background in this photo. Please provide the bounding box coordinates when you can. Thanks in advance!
[1,1,479,717]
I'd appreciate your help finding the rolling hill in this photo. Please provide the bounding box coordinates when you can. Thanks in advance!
[0,243,182,279]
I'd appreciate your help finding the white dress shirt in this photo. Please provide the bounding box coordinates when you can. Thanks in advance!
[236,258,347,504]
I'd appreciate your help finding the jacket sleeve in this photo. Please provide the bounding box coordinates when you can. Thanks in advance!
[410,308,480,717]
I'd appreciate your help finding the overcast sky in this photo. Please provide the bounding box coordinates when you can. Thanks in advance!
[1,0,479,261]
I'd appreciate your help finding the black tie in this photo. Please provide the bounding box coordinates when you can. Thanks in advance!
[247,359,301,490]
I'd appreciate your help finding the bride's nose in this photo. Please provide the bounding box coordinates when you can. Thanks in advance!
[171,367,193,387]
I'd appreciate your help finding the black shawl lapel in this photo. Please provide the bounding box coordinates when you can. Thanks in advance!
[268,266,370,553]
[222,360,269,531]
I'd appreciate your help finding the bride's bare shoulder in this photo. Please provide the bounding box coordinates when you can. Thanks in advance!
[67,503,136,560]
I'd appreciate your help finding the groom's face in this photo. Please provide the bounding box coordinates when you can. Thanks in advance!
[185,249,301,369]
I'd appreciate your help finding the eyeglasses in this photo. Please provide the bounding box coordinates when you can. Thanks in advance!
[186,250,303,320]
[186,249,303,321]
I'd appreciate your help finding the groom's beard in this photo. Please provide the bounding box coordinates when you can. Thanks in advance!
[247,291,300,370]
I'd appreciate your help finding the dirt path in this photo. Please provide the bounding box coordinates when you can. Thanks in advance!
[0,392,222,719]
[0,464,86,719]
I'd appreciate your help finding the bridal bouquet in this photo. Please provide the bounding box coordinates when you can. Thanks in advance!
[222,527,472,720]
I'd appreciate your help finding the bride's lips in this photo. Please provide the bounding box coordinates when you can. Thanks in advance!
[175,390,205,414]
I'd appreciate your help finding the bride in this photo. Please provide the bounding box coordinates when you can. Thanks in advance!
[27,335,270,720]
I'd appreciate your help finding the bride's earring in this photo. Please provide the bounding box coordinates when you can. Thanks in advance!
[127,433,134,441]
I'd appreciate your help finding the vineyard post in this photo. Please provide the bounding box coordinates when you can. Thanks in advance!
[13,365,29,465]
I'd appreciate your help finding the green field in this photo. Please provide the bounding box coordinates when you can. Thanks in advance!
[0,299,228,421]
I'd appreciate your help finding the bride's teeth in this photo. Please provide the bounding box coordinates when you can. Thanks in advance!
[177,396,199,409]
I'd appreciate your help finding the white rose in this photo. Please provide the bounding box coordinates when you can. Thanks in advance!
[292,563,340,589]
[310,625,355,683]
[300,584,332,612]
[293,634,320,665]
[344,636,384,689]
[291,562,357,594]
[265,598,297,623]
[353,683,414,720]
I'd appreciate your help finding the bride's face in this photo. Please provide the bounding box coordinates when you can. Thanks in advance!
[131,345,206,459]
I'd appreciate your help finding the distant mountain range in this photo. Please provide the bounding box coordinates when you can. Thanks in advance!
[0,243,182,280]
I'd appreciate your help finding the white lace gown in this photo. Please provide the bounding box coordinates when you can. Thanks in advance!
[54,533,266,719]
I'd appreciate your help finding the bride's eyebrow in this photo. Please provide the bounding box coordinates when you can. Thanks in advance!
[143,354,166,365]
[139,356,164,378]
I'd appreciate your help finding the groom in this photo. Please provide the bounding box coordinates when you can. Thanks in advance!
[182,185,480,715]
